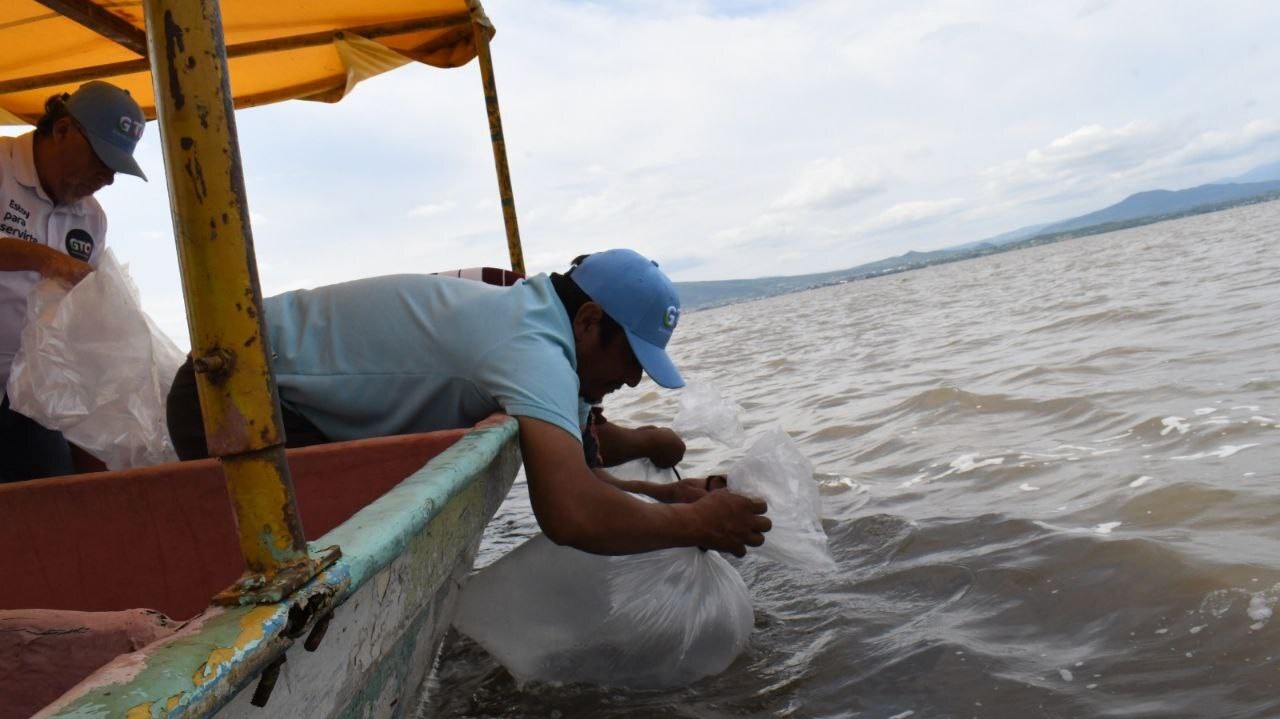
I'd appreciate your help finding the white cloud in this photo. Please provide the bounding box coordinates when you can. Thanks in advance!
[772,158,885,211]
[859,198,967,234]
[1167,119,1280,167]
[407,201,456,218]
[1026,122,1164,169]
[982,122,1174,196]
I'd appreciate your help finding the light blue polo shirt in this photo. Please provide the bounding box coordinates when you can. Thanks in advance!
[263,273,584,442]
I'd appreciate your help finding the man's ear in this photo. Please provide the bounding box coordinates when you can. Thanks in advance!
[571,301,605,340]
[51,116,75,142]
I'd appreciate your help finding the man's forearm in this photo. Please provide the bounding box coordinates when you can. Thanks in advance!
[0,238,51,272]
[0,239,91,283]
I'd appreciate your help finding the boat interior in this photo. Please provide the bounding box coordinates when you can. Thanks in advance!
[0,429,468,620]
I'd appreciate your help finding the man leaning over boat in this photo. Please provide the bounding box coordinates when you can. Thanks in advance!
[166,248,772,557]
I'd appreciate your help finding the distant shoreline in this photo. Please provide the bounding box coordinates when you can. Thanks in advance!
[678,192,1280,312]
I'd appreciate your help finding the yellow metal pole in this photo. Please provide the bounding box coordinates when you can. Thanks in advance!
[471,7,525,275]
[141,0,333,602]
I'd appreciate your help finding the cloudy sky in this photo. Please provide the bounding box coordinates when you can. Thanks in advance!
[18,0,1280,344]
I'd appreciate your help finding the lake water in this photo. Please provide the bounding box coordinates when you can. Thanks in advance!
[423,201,1280,718]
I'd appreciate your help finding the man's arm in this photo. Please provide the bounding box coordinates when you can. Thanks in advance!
[517,416,770,556]
[0,238,91,284]
[594,418,686,468]
[594,467,727,505]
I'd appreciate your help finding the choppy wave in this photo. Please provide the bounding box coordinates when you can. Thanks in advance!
[424,201,1280,718]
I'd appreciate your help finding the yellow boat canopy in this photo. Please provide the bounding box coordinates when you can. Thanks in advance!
[0,0,493,125]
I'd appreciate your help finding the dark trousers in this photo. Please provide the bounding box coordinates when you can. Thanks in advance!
[0,394,74,483]
[166,357,329,461]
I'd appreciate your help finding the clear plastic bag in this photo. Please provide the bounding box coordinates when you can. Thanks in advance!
[677,380,835,571]
[672,378,746,447]
[455,459,754,689]
[454,533,753,689]
[6,249,184,470]
[728,428,837,570]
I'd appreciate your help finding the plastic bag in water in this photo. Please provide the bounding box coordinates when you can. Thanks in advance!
[455,534,752,689]
[454,460,754,689]
[672,379,746,447]
[728,428,837,570]
[6,250,184,470]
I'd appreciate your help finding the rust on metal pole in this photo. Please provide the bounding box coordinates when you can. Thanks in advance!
[140,0,334,602]
[470,7,524,275]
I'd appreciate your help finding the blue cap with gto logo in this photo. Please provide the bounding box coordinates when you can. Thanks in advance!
[569,248,685,389]
[65,81,147,181]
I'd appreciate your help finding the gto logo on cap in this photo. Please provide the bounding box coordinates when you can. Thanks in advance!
[663,305,680,330]
[117,116,144,140]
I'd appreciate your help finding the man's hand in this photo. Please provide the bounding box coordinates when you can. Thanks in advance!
[667,474,728,503]
[596,419,686,468]
[635,425,685,468]
[690,490,771,558]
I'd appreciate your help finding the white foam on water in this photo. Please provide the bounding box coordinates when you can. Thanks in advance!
[1193,407,1216,416]
[1155,628,1169,634]
[1250,415,1277,424]
[1098,430,1132,442]
[1172,443,1260,460]
[1129,475,1153,488]
[949,453,1005,473]
[831,475,860,489]
[1093,522,1122,534]
[1019,483,1039,491]
[887,711,915,719]
[1233,405,1261,411]
[898,473,928,489]
[1161,417,1190,435]
[1087,683,1099,689]
[1189,625,1206,634]
[1246,596,1273,622]
[1059,669,1074,681]
[1201,418,1231,426]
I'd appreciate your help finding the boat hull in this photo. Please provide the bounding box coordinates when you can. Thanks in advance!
[31,415,520,719]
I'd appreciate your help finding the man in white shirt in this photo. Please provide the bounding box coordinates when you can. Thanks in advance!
[0,81,147,482]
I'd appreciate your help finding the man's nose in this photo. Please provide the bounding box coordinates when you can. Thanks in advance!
[625,364,642,388]
[100,170,116,187]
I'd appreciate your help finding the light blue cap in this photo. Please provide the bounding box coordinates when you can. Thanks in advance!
[65,81,147,181]
[570,249,685,389]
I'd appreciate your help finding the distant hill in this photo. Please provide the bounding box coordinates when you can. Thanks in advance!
[676,244,996,310]
[1036,179,1280,236]
[675,162,1280,311]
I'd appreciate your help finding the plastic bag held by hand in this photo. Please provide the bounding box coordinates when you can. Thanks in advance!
[6,250,185,470]
[672,379,746,447]
[455,534,753,689]
[728,428,837,570]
